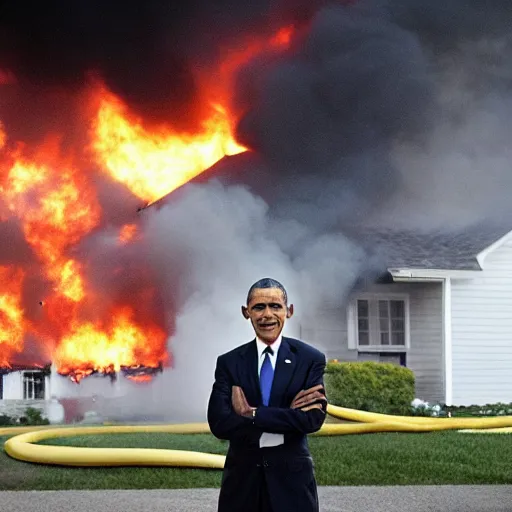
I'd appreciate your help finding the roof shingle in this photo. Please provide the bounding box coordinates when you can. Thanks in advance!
[346,224,512,271]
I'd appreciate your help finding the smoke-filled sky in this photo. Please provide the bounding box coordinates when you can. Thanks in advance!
[2,0,511,227]
[2,0,512,419]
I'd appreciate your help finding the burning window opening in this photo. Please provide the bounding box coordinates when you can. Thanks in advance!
[57,363,164,384]
[122,363,164,382]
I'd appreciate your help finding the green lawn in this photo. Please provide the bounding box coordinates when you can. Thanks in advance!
[1,431,512,490]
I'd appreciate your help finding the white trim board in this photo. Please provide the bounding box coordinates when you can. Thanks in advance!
[388,271,453,404]
[389,268,481,281]
[347,293,410,352]
[442,277,453,406]
[476,229,512,269]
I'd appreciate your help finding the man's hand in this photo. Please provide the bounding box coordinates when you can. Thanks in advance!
[232,386,255,418]
[290,384,327,411]
[300,403,324,412]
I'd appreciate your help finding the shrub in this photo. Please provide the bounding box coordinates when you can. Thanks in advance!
[18,407,50,426]
[325,360,415,415]
[0,414,14,426]
[442,403,512,417]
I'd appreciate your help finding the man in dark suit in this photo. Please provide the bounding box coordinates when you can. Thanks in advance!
[207,278,327,512]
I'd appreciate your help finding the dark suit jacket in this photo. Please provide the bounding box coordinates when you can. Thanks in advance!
[207,336,327,512]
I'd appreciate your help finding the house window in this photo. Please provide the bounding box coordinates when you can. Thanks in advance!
[23,371,45,400]
[348,295,410,351]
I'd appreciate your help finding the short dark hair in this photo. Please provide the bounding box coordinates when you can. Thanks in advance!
[246,278,288,305]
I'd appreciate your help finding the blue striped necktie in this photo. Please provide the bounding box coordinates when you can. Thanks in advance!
[260,346,274,406]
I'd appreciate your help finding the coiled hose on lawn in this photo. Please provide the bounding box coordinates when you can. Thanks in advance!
[2,405,511,468]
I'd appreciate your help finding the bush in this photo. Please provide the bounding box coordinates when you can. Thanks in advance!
[18,407,50,426]
[0,414,14,426]
[442,403,512,418]
[325,360,415,415]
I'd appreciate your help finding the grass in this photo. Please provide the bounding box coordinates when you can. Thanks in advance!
[1,431,512,490]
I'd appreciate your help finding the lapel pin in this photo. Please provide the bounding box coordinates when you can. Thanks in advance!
[285,359,292,364]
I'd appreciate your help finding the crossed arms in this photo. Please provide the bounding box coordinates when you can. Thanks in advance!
[207,354,327,441]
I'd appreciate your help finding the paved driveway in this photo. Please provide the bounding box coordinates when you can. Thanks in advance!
[1,486,511,512]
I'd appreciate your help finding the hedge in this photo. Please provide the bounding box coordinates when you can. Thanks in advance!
[325,360,415,415]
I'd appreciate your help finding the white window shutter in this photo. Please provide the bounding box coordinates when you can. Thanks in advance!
[347,301,357,349]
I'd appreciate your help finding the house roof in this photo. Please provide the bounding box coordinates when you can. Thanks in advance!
[346,224,512,271]
[0,363,51,375]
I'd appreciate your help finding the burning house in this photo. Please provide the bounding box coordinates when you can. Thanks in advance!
[0,3,297,421]
[2,0,512,421]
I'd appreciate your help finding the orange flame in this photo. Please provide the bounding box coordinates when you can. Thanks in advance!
[0,122,6,150]
[0,24,298,380]
[118,223,139,244]
[1,141,101,263]
[54,307,167,380]
[0,267,25,367]
[92,91,246,203]
[126,374,153,383]
[273,26,294,46]
[0,140,100,311]
[204,24,296,112]
[91,25,296,205]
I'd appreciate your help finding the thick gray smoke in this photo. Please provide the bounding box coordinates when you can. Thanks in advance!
[137,0,512,420]
[137,182,364,420]
[2,0,511,230]
[51,183,364,421]
[3,0,512,420]
[233,0,512,230]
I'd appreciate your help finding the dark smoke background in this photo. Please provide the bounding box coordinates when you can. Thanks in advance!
[2,0,512,418]
[0,0,512,229]
[2,0,511,227]
[0,0,330,130]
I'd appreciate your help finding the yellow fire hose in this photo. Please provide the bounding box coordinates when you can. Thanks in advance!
[3,405,512,468]
[325,404,512,431]
[2,423,224,468]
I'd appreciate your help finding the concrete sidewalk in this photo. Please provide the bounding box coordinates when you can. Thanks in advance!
[1,486,511,512]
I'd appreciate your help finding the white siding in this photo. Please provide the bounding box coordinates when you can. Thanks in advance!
[452,238,512,405]
[2,372,23,399]
[406,283,444,403]
[300,305,356,363]
[301,282,444,403]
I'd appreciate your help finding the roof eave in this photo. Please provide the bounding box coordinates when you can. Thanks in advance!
[388,267,482,282]
[476,229,512,268]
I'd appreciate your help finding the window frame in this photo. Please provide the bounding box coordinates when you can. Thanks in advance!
[347,293,411,352]
[22,371,46,400]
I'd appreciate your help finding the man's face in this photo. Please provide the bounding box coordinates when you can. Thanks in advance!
[242,287,294,344]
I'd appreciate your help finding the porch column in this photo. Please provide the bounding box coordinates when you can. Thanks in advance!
[443,277,453,405]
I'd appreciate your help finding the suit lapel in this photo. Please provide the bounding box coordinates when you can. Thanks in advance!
[269,337,297,407]
[239,339,262,405]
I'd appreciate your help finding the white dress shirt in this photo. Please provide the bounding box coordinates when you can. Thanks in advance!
[256,336,285,448]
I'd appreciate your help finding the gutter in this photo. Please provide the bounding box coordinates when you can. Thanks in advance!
[388,268,480,280]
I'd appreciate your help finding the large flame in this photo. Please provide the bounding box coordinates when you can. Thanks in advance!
[0,25,295,381]
[54,307,167,383]
[91,24,295,204]
[1,140,100,302]
[92,92,246,203]
[0,266,25,367]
